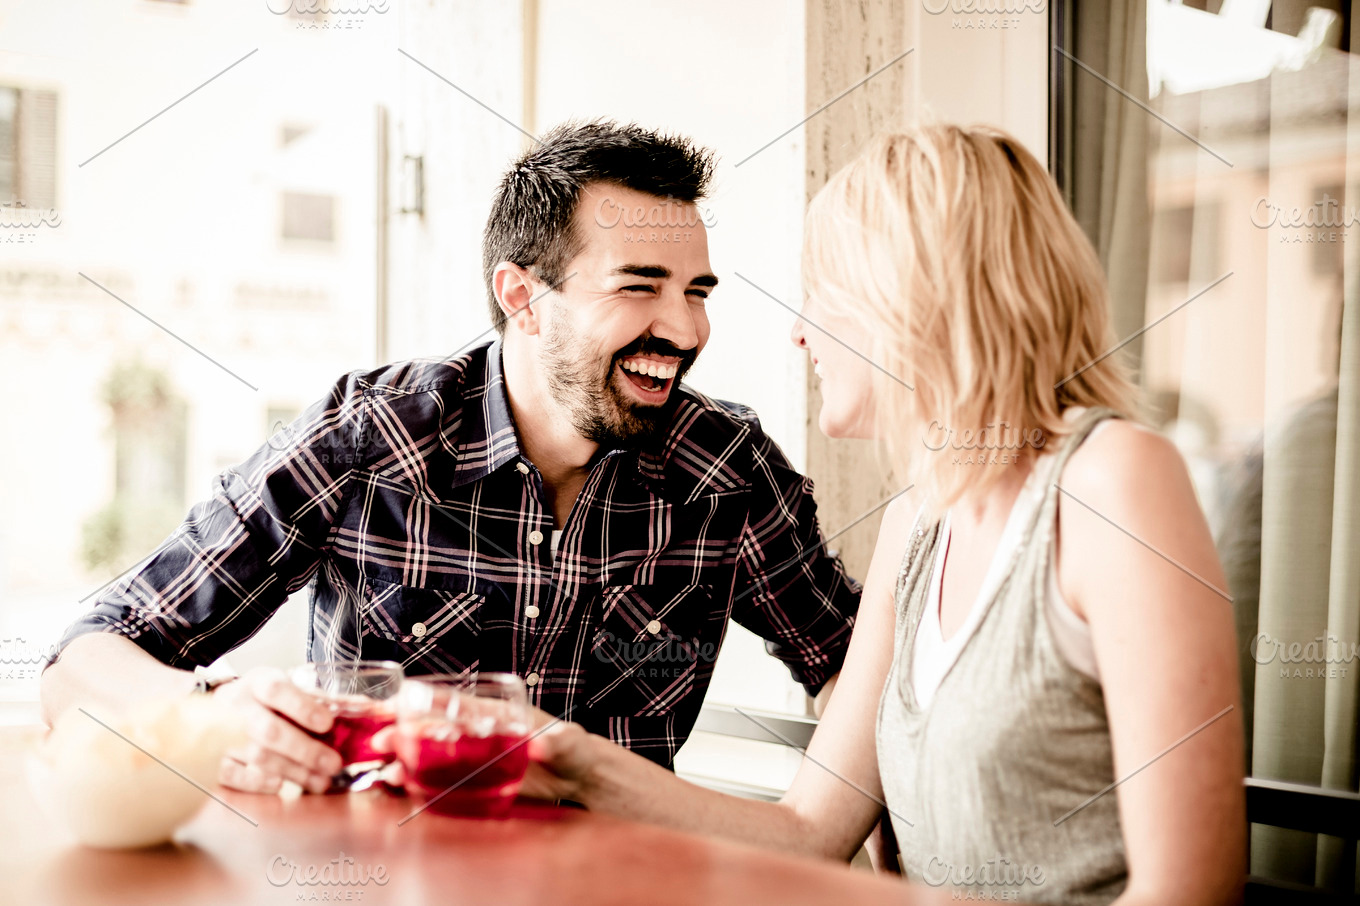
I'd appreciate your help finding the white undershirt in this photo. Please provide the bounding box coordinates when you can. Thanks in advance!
[549,529,563,563]
[909,420,1106,708]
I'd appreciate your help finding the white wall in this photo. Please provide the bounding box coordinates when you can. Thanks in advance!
[530,0,812,714]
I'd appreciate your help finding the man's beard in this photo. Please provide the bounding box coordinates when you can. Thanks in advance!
[541,311,695,449]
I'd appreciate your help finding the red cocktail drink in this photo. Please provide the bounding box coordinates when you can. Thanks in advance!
[290,661,404,774]
[394,673,531,818]
[315,702,398,766]
[395,720,529,817]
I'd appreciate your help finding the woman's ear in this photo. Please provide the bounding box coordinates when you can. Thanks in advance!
[492,262,544,336]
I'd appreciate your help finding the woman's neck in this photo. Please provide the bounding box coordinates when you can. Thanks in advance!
[952,451,1037,527]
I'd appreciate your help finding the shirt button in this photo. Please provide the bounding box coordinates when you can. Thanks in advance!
[645,620,662,635]
[524,605,540,619]
[525,672,540,687]
[528,530,544,545]
[516,462,530,474]
[411,622,427,638]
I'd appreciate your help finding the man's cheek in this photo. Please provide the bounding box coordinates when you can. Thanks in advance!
[690,322,712,361]
[694,314,712,353]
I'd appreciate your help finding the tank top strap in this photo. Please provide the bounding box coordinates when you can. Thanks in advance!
[1034,406,1123,502]
[1000,406,1124,586]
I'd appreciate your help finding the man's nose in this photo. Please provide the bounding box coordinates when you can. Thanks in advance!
[650,286,701,352]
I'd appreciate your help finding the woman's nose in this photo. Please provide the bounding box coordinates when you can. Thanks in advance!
[790,316,807,349]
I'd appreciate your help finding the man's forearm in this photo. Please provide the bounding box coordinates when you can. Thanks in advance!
[41,633,197,725]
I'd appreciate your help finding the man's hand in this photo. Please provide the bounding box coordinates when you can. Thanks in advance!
[211,667,342,794]
[522,719,597,803]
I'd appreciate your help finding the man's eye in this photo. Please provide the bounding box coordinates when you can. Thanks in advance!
[621,285,656,293]
[686,289,709,300]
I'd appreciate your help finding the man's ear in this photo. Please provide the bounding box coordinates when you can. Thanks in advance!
[493,262,545,336]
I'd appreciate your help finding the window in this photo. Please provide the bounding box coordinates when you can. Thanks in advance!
[80,362,188,579]
[1058,0,1358,894]
[281,123,311,147]
[281,191,336,243]
[0,6,387,716]
[0,87,15,200]
[0,85,57,210]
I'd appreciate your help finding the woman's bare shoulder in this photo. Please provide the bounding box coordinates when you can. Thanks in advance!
[1057,417,1223,618]
[1059,418,1191,511]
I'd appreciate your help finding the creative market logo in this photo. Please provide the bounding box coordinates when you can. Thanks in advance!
[265,0,390,30]
[267,852,390,898]
[922,0,1046,30]
[593,194,717,246]
[1251,194,1356,245]
[0,198,61,245]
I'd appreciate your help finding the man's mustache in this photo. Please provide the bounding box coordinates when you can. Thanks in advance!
[613,337,697,365]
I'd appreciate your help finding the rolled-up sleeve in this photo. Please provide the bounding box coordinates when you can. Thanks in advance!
[48,371,371,671]
[731,426,862,696]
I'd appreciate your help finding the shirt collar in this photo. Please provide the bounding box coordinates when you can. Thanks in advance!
[447,340,523,491]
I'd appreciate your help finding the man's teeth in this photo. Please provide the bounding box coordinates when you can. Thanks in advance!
[619,358,678,380]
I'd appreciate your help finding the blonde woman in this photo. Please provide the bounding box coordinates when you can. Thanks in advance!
[524,124,1245,905]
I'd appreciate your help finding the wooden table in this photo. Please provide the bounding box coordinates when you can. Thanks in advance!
[0,726,949,906]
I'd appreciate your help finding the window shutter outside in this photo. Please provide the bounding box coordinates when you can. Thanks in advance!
[17,88,57,210]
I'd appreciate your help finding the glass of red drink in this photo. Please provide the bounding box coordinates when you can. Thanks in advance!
[290,661,404,772]
[394,674,530,818]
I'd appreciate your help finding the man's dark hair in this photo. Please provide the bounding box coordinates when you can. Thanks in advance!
[481,120,716,334]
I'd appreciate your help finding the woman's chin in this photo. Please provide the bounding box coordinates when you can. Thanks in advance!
[817,407,873,440]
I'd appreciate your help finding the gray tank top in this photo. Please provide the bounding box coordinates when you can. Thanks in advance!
[876,407,1128,904]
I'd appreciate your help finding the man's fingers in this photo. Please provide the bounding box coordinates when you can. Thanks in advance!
[245,743,334,794]
[527,720,584,767]
[219,746,332,796]
[244,703,343,776]
[518,761,570,801]
[219,755,282,795]
[246,668,333,733]
[369,724,397,754]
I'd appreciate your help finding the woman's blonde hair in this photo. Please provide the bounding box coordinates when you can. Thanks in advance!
[803,122,1138,516]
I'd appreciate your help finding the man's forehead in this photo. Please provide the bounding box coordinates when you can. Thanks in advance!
[573,186,712,275]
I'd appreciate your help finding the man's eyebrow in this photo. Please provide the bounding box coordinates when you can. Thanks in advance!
[611,265,671,279]
[609,265,719,288]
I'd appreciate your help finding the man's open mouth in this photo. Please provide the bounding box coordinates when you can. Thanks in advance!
[615,354,680,400]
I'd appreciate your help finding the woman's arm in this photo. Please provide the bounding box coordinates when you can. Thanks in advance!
[526,494,918,862]
[1059,423,1246,906]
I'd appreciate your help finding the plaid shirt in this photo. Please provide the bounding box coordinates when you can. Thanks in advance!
[54,342,860,766]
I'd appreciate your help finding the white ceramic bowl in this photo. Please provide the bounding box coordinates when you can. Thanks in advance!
[29,696,246,849]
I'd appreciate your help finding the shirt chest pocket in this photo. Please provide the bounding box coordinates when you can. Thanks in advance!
[587,583,715,717]
[358,574,485,675]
